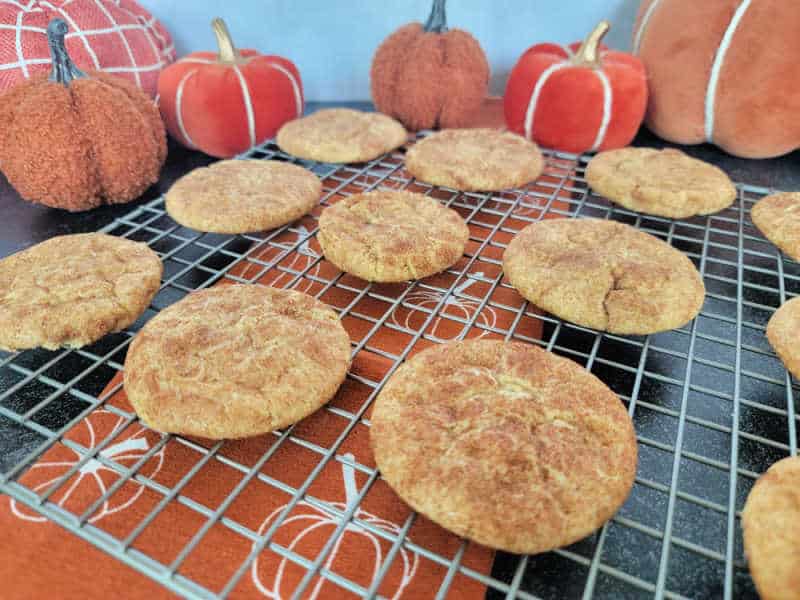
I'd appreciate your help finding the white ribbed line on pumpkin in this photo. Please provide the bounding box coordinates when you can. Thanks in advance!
[633,0,663,55]
[175,68,199,149]
[176,58,215,64]
[704,0,753,143]
[590,67,613,152]
[90,0,142,87]
[523,60,570,141]
[13,10,27,77]
[232,64,257,148]
[268,62,303,118]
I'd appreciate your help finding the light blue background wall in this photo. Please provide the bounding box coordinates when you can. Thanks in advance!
[139,1,642,101]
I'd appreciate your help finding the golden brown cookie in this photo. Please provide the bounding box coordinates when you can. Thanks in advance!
[165,160,322,234]
[742,455,800,600]
[752,192,800,262]
[766,296,800,379]
[276,108,408,164]
[0,233,161,351]
[317,190,469,282]
[370,339,637,554]
[405,128,544,191]
[503,218,705,334]
[585,147,736,218]
[124,285,350,439]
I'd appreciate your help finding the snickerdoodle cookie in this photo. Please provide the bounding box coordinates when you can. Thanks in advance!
[503,219,705,334]
[405,128,544,191]
[124,285,350,439]
[766,296,800,379]
[276,108,408,163]
[317,190,469,282]
[585,147,736,218]
[752,192,800,262]
[370,339,637,554]
[165,160,322,234]
[0,233,161,351]
[742,455,800,600]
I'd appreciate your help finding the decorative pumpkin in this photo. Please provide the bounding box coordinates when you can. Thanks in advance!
[633,0,800,159]
[157,18,303,159]
[504,21,648,154]
[370,0,489,131]
[0,19,166,212]
[0,0,174,97]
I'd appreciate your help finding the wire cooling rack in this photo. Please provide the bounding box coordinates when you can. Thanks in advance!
[0,134,797,600]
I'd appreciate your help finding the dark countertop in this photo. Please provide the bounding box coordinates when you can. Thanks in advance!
[1,101,799,259]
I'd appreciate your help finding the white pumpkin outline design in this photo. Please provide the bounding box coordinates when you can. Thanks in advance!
[240,225,321,293]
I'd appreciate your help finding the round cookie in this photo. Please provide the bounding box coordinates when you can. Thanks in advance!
[0,233,162,351]
[503,218,705,334]
[317,190,469,282]
[370,339,637,554]
[276,108,408,164]
[766,296,800,379]
[124,285,351,439]
[405,128,544,191]
[585,147,736,218]
[742,455,800,600]
[165,160,322,234]
[752,192,800,262]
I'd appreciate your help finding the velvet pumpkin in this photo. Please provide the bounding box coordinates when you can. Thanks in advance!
[633,0,800,159]
[0,19,166,212]
[504,21,648,154]
[158,18,303,159]
[370,0,489,131]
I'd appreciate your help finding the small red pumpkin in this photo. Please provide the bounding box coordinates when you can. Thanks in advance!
[504,21,648,153]
[158,18,303,158]
[370,0,489,131]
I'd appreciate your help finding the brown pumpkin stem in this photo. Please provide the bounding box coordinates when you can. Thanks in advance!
[47,19,86,86]
[212,17,240,63]
[423,0,448,33]
[573,20,611,66]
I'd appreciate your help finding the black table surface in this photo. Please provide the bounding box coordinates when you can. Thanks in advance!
[1,101,800,259]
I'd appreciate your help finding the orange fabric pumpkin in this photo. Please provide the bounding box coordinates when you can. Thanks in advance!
[633,0,800,159]
[504,21,648,154]
[158,18,303,159]
[370,0,489,131]
[0,19,166,212]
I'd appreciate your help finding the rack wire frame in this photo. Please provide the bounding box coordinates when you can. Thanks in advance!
[0,134,797,600]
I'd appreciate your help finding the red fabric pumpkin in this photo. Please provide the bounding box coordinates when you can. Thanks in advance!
[633,0,800,159]
[157,18,303,159]
[0,0,174,97]
[504,21,647,153]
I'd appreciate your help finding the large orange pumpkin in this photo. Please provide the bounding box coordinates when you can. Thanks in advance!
[370,0,489,131]
[158,18,303,158]
[633,0,800,159]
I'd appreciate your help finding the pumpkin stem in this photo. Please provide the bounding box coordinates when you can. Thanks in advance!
[212,17,240,63]
[423,0,448,33]
[47,19,86,86]
[573,20,610,66]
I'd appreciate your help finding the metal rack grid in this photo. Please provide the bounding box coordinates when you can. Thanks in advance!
[0,134,797,600]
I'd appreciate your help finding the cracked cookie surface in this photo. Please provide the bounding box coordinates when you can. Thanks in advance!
[405,128,544,192]
[276,108,408,164]
[503,219,705,334]
[752,192,800,262]
[742,455,800,600]
[317,190,469,282]
[586,147,736,218]
[124,285,351,439]
[0,233,162,351]
[766,296,800,380]
[370,339,637,553]
[165,160,322,234]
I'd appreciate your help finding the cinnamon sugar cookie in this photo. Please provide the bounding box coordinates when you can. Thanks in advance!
[766,296,800,379]
[405,128,544,191]
[752,192,800,262]
[165,160,322,234]
[124,285,351,439]
[585,147,736,218]
[317,190,468,282]
[370,339,637,554]
[276,108,407,163]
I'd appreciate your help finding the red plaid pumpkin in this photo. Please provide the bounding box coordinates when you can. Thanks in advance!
[0,0,174,97]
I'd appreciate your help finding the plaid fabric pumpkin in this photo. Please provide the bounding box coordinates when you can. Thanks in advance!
[0,0,174,97]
